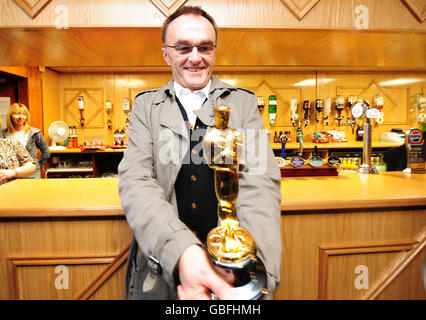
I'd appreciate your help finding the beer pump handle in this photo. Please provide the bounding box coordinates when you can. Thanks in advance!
[323,97,331,126]
[297,121,303,156]
[280,134,287,158]
[290,98,299,126]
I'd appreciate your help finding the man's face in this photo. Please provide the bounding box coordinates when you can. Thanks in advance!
[162,14,216,91]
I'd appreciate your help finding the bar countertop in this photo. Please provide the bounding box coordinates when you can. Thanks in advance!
[0,172,425,217]
[281,171,426,211]
[0,178,122,217]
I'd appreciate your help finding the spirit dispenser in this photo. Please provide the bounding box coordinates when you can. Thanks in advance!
[302,100,311,127]
[335,95,345,126]
[323,97,331,126]
[78,96,85,127]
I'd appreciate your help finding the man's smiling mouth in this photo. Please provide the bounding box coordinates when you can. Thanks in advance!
[185,67,203,72]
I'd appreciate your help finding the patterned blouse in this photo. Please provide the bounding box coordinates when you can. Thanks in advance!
[0,139,36,185]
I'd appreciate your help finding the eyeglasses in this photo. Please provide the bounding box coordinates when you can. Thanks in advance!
[165,44,216,55]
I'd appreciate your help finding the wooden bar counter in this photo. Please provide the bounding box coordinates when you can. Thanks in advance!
[0,178,131,300]
[0,173,425,300]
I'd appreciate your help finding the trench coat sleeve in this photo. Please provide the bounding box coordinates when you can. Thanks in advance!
[236,92,282,295]
[118,94,201,285]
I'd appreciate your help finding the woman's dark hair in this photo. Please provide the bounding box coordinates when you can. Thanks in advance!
[161,6,218,44]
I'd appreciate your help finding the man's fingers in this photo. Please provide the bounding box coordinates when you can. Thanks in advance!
[212,264,236,285]
[206,273,235,300]
[177,284,185,300]
[178,285,212,300]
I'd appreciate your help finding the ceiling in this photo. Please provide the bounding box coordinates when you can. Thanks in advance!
[0,27,425,72]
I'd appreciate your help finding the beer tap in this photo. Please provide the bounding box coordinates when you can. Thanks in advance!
[351,99,378,174]
[290,98,299,127]
[335,95,345,127]
[347,95,357,134]
[289,120,305,168]
[302,100,311,127]
[315,99,323,124]
[296,120,303,156]
[415,93,425,125]
[323,97,331,126]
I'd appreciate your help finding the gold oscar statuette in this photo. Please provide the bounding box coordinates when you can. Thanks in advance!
[202,104,267,300]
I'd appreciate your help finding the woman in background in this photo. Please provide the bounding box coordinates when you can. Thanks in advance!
[0,113,36,185]
[0,103,50,178]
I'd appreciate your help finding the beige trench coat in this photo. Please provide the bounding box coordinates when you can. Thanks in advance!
[118,76,282,298]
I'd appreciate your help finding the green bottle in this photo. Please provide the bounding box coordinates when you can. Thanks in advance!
[269,95,277,125]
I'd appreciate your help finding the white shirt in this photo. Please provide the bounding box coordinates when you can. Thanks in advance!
[174,80,211,127]
[6,130,28,148]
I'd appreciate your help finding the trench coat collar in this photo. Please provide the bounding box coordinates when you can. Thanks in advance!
[155,75,234,134]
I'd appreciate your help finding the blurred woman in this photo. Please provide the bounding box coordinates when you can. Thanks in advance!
[0,113,36,185]
[0,103,50,178]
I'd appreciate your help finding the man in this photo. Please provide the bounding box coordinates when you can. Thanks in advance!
[118,5,281,300]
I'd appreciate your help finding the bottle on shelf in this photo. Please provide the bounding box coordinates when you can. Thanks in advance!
[356,124,364,141]
[257,96,265,113]
[377,154,387,172]
[114,126,119,145]
[269,95,277,125]
[120,128,126,145]
[70,126,78,148]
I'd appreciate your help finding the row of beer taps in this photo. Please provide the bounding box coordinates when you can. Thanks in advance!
[259,94,385,132]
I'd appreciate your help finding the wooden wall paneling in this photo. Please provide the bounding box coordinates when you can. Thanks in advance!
[113,72,172,144]
[0,66,27,78]
[42,68,60,145]
[316,72,426,142]
[17,77,28,106]
[214,72,317,142]
[401,0,426,22]
[12,0,53,19]
[27,66,43,131]
[374,248,426,299]
[318,240,417,300]
[1,28,425,70]
[362,229,426,300]
[0,216,132,299]
[75,240,130,300]
[60,73,113,145]
[150,0,188,17]
[8,254,115,299]
[1,0,425,30]
[63,88,104,129]
[280,0,321,20]
[275,207,426,300]
[52,71,426,147]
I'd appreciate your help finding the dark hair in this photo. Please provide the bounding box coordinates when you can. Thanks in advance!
[161,5,218,44]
